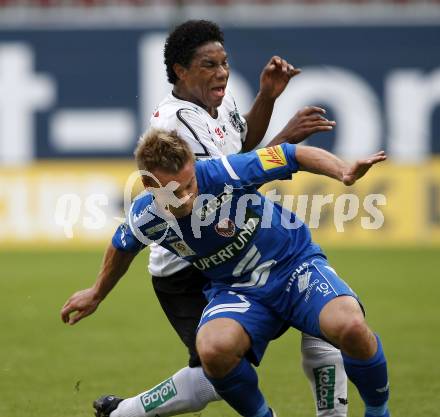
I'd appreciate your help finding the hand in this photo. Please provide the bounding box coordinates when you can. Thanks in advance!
[342,151,387,186]
[259,56,301,100]
[277,106,336,144]
[61,287,101,325]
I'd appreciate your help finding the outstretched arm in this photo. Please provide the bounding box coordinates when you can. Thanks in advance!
[295,146,387,185]
[60,243,138,325]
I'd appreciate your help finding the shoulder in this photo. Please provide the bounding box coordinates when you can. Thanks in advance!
[132,190,154,207]
[221,89,237,110]
[153,94,203,118]
[112,192,154,252]
[125,192,167,245]
[195,157,241,191]
[152,100,218,158]
[129,192,155,224]
[151,97,206,130]
[219,90,247,137]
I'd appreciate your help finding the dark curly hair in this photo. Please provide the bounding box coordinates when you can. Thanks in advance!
[164,20,225,85]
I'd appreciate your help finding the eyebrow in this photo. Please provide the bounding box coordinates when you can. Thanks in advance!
[200,55,228,64]
[176,175,195,193]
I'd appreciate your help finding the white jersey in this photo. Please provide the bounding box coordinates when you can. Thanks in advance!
[147,90,248,277]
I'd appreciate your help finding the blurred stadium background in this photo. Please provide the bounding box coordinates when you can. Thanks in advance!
[1,1,439,417]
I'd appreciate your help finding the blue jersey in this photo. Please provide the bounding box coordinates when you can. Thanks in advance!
[112,143,324,306]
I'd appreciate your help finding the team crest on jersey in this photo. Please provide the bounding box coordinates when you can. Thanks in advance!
[256,146,287,170]
[169,240,196,257]
[215,218,236,237]
[229,110,246,133]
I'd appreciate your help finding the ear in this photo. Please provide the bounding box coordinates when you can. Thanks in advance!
[173,63,187,82]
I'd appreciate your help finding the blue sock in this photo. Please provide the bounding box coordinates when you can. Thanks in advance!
[342,334,390,417]
[204,358,271,417]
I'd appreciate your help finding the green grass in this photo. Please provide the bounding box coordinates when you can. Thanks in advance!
[1,248,439,417]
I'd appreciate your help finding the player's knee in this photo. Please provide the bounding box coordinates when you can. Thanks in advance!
[196,336,237,377]
[320,296,364,337]
[339,315,367,343]
[339,317,375,359]
[196,319,249,378]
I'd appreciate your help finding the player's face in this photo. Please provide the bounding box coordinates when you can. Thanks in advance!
[175,42,229,116]
[151,161,198,218]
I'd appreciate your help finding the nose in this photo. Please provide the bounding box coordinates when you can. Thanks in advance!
[216,64,228,80]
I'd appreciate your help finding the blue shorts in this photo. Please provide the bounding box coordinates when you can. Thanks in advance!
[285,256,361,337]
[198,256,360,365]
[198,291,285,365]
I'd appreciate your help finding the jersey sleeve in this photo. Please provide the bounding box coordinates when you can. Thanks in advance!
[111,222,146,253]
[195,143,298,192]
[224,143,298,186]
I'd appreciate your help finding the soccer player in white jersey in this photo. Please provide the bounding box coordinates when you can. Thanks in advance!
[61,20,347,417]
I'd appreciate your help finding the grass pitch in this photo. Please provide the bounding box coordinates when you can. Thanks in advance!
[1,247,439,417]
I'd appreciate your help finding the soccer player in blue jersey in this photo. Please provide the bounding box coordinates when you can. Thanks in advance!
[78,128,389,417]
[124,129,390,417]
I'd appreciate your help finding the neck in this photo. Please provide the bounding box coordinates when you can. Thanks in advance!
[172,86,217,117]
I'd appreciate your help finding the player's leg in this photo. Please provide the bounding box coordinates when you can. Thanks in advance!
[289,257,390,417]
[301,333,348,417]
[196,291,282,417]
[319,297,389,417]
[271,324,348,417]
[108,267,220,417]
[197,317,270,417]
[108,366,219,417]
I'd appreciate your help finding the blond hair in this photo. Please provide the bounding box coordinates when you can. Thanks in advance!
[134,128,194,176]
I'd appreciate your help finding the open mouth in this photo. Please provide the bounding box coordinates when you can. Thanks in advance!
[211,86,226,99]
